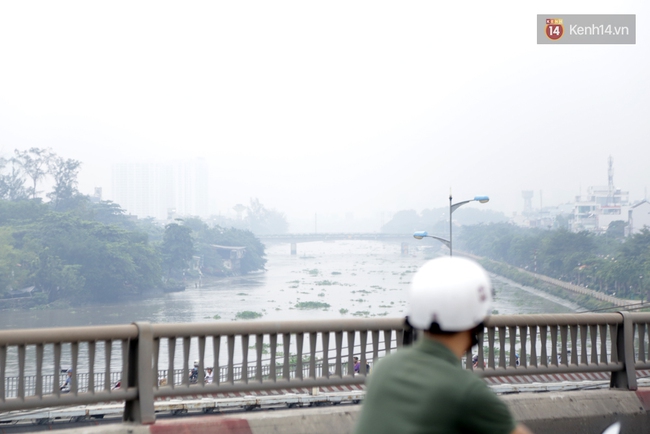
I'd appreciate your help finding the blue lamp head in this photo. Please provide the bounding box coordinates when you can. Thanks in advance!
[413,231,428,240]
[474,195,490,204]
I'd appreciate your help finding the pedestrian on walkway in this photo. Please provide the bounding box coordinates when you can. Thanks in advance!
[205,367,214,384]
[60,369,73,393]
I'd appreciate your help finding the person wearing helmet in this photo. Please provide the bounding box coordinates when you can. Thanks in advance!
[354,257,533,434]
[190,360,199,383]
[60,368,73,393]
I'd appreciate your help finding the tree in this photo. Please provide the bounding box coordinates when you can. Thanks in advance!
[17,213,163,302]
[47,156,82,210]
[161,223,194,277]
[381,210,421,233]
[119,232,162,294]
[212,226,266,274]
[0,226,35,295]
[534,229,595,278]
[618,228,650,259]
[13,147,54,199]
[182,217,267,276]
[554,214,571,231]
[33,251,85,301]
[382,207,508,234]
[606,220,627,239]
[0,157,29,201]
[0,199,48,226]
[457,221,650,297]
[91,201,130,225]
[245,198,288,234]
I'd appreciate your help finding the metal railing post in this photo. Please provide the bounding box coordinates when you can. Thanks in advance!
[610,312,637,390]
[123,322,155,424]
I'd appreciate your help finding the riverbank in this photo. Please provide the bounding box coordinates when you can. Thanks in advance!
[0,273,244,312]
[459,251,647,312]
[0,296,42,310]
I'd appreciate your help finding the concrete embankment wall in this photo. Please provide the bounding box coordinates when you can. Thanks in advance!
[530,272,636,307]
[25,388,650,434]
[0,296,37,310]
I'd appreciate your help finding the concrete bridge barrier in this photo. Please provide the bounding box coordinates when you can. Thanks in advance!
[6,313,650,432]
[16,388,650,434]
[506,388,650,434]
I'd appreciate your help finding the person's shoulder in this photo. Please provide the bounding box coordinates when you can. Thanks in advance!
[459,376,517,432]
[456,365,488,385]
[461,373,504,402]
[370,346,414,373]
[380,346,416,362]
[429,361,488,397]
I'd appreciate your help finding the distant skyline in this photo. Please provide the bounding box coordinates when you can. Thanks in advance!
[1,1,648,226]
[111,159,210,220]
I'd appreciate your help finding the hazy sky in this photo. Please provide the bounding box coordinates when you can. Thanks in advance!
[1,1,648,225]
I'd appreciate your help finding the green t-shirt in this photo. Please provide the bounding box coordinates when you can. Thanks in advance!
[354,338,516,434]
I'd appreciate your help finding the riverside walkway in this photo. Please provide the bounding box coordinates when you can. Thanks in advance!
[460,251,646,308]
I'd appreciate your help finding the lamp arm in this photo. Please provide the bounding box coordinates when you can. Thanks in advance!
[450,200,472,214]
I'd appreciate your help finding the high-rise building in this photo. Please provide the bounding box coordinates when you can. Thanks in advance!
[111,159,209,220]
[571,157,629,233]
[175,159,209,218]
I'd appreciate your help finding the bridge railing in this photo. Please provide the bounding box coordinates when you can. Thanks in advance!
[3,363,355,399]
[0,318,406,422]
[149,318,402,402]
[468,313,634,387]
[0,324,139,414]
[2,313,650,423]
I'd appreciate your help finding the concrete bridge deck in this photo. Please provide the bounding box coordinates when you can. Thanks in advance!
[8,386,650,434]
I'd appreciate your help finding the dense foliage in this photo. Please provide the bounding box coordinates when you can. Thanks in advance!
[0,148,267,305]
[183,218,266,275]
[208,198,288,235]
[457,222,650,300]
[381,207,507,233]
[0,201,162,302]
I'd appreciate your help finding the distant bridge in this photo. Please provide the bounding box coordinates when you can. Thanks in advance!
[258,233,415,243]
[257,233,421,254]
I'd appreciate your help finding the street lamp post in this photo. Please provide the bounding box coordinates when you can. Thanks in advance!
[413,194,489,256]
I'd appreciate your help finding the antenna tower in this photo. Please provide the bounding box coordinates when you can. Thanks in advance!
[608,156,614,192]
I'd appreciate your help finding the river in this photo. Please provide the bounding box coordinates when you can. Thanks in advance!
[0,241,581,330]
[0,241,583,377]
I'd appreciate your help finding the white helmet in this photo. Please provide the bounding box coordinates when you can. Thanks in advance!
[407,256,492,332]
[193,360,199,367]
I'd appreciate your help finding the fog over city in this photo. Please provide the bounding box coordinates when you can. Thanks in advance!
[1,1,648,231]
[4,4,650,419]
